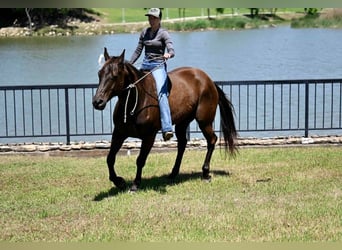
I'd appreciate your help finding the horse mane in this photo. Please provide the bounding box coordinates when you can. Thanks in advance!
[116,61,144,90]
[124,61,144,79]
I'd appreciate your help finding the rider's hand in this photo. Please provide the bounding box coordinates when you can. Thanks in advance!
[163,53,172,59]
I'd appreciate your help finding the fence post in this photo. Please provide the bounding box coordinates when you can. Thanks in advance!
[64,88,71,145]
[186,125,190,141]
[304,81,309,137]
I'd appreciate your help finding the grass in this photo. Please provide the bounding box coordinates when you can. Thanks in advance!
[89,8,301,33]
[26,8,310,36]
[91,8,342,31]
[92,8,246,23]
[291,9,342,28]
[73,15,288,36]
[0,146,341,242]
[92,8,304,24]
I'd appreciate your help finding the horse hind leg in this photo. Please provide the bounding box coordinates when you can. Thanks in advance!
[199,123,218,181]
[168,122,189,179]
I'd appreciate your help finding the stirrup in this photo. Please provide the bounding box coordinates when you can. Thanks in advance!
[163,131,173,141]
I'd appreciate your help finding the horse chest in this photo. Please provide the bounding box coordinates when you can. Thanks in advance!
[114,110,159,133]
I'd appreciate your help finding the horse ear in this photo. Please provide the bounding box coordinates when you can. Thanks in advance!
[104,47,110,61]
[119,49,125,62]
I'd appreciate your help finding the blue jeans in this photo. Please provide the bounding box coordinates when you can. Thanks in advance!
[141,60,173,132]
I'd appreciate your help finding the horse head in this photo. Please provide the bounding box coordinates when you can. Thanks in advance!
[92,48,126,110]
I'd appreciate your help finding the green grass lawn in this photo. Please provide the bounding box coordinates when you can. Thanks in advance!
[93,8,235,23]
[83,8,309,34]
[0,146,341,242]
[92,8,304,23]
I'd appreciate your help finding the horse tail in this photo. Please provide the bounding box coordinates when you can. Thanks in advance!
[215,84,238,155]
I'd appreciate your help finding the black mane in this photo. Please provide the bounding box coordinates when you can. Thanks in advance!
[124,61,145,79]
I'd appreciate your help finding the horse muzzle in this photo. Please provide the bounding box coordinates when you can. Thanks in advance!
[92,98,107,110]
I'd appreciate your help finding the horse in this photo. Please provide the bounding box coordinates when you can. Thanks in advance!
[92,48,238,192]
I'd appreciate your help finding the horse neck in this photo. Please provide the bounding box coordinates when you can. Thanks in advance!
[123,62,154,95]
[120,63,156,108]
[124,62,143,85]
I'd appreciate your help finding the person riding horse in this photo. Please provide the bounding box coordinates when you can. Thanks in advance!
[93,47,237,191]
[130,8,175,141]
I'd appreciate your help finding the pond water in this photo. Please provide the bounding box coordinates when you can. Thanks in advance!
[1,25,342,85]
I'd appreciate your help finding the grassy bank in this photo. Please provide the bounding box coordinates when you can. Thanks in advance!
[163,16,267,31]
[3,8,342,37]
[72,8,342,33]
[1,146,341,242]
[93,8,302,23]
[93,8,297,33]
[61,14,290,36]
[292,9,342,28]
[1,8,306,37]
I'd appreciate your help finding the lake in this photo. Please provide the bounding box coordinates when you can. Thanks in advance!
[1,25,342,85]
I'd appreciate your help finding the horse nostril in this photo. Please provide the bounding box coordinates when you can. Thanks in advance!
[94,99,101,105]
[93,98,105,109]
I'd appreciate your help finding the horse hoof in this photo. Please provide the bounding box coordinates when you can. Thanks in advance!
[202,175,211,183]
[167,174,175,180]
[113,176,127,190]
[129,184,138,193]
[168,171,178,180]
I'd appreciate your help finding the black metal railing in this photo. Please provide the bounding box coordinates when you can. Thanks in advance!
[1,79,341,144]
[216,79,342,138]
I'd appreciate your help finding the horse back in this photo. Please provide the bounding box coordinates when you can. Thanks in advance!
[168,67,218,101]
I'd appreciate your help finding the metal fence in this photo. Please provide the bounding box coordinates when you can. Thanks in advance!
[1,79,341,144]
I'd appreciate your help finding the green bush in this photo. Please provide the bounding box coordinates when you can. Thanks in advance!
[211,17,247,29]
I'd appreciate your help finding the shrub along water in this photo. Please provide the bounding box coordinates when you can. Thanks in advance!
[292,8,342,28]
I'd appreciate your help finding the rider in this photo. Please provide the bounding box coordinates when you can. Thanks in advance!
[130,8,175,141]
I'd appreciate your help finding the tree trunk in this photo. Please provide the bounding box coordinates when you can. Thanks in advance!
[25,8,32,32]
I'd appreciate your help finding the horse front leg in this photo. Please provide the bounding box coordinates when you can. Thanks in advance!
[107,130,127,190]
[130,135,156,192]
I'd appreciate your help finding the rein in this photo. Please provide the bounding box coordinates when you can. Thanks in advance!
[123,59,166,123]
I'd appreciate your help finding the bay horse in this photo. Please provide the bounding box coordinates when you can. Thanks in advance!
[92,48,238,192]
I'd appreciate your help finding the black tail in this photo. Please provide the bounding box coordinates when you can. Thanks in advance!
[215,84,238,155]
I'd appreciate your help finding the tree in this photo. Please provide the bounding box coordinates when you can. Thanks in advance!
[304,8,319,16]
[249,8,259,18]
[207,8,211,19]
[216,8,224,16]
[270,8,278,16]
[25,8,32,32]
[0,9,27,27]
[178,8,185,19]
[0,8,94,29]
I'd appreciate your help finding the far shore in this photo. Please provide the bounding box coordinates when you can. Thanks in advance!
[0,12,306,38]
[3,8,342,38]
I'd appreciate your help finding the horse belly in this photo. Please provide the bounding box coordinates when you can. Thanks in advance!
[168,81,200,123]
